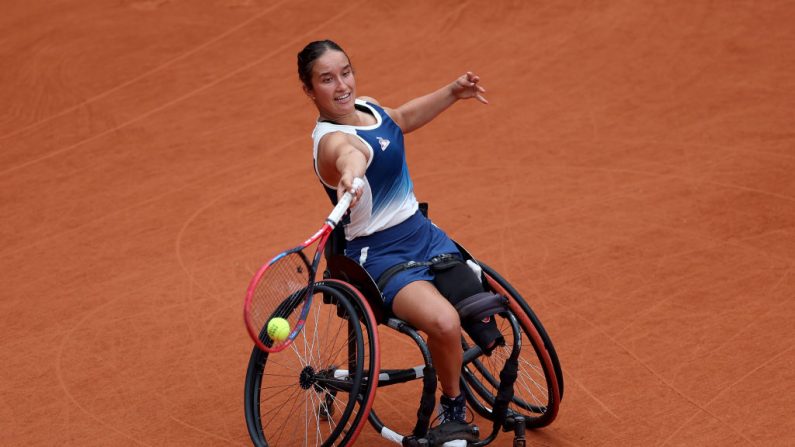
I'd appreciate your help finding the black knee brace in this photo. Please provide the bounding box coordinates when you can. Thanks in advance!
[431,256,506,355]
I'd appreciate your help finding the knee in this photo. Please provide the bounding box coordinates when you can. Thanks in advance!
[426,308,461,341]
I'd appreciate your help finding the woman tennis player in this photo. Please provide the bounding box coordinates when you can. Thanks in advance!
[298,39,493,435]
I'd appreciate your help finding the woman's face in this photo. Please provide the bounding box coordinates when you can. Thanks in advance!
[306,49,356,119]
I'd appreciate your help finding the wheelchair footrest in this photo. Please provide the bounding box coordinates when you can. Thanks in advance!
[401,435,429,447]
[425,422,479,446]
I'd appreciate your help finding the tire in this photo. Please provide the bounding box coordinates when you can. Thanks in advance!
[244,281,380,446]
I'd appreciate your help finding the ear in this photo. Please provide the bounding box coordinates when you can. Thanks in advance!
[303,84,315,100]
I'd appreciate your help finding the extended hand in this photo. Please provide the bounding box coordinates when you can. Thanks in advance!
[338,174,364,208]
[452,72,488,104]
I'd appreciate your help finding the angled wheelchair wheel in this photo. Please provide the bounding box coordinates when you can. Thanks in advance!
[479,262,564,399]
[244,281,380,447]
[461,263,562,429]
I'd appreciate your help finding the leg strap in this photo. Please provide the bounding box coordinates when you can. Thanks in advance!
[454,291,507,322]
[377,260,432,291]
[376,253,457,291]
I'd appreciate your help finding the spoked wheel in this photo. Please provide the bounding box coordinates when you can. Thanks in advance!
[461,266,561,429]
[480,262,564,399]
[244,281,380,446]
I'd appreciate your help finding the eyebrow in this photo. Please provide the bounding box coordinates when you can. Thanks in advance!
[318,64,352,77]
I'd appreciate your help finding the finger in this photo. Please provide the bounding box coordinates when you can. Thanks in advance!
[346,177,363,207]
[351,189,364,208]
[350,177,364,193]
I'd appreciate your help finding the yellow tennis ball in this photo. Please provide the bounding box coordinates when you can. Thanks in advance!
[267,317,290,342]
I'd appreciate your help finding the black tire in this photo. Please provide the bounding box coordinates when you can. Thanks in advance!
[244,282,380,446]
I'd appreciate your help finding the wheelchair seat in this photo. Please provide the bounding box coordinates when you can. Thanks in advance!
[322,204,389,317]
[323,203,465,325]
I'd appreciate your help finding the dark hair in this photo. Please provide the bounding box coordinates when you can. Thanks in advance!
[297,40,350,90]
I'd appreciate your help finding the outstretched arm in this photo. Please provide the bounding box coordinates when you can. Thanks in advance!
[387,72,487,134]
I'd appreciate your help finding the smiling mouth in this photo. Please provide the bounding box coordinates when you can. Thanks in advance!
[335,92,351,103]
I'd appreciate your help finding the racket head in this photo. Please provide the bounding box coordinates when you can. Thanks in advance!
[244,191,354,353]
[244,248,314,353]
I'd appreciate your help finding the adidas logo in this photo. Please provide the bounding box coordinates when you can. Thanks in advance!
[377,137,390,151]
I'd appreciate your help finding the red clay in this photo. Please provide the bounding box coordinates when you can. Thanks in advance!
[2,1,794,446]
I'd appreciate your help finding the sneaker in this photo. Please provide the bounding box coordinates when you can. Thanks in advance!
[427,395,479,446]
[438,394,467,424]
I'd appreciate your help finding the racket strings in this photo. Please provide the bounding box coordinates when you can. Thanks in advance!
[250,251,312,343]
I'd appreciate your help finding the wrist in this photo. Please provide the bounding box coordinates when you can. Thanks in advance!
[442,84,460,107]
[447,82,459,100]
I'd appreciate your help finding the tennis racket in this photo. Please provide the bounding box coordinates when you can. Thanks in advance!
[244,178,363,353]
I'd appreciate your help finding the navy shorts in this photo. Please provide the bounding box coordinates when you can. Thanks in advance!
[345,210,460,310]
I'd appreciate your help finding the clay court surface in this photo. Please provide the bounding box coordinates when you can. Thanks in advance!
[2,1,794,445]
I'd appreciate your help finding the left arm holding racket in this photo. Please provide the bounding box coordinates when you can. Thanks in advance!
[244,177,364,353]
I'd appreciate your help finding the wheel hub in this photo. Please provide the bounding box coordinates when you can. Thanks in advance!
[299,366,316,390]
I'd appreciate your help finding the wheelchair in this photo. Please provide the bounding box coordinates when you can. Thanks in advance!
[244,205,563,447]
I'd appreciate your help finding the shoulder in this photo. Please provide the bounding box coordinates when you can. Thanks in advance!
[319,130,351,145]
[317,129,354,153]
[357,96,380,105]
[313,121,356,161]
[317,129,371,160]
[313,120,354,142]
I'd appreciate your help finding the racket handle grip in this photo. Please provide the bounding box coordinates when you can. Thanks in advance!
[327,177,364,226]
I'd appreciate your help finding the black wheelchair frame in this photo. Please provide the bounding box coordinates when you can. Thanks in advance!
[244,205,563,447]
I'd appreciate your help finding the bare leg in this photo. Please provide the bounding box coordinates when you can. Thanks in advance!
[392,280,462,398]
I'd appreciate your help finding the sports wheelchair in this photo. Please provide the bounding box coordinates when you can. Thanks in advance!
[244,205,563,446]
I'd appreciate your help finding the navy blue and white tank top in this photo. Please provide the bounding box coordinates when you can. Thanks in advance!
[312,99,419,240]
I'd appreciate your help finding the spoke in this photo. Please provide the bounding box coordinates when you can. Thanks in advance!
[267,381,305,446]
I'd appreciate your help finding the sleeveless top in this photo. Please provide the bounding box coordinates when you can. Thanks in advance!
[312,99,419,240]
